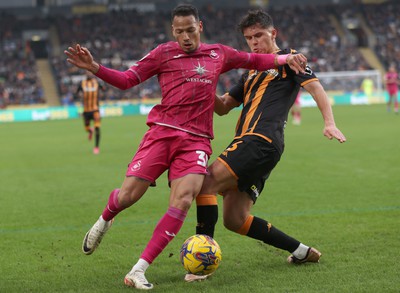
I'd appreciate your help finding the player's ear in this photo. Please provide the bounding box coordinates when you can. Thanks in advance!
[198,20,203,33]
[171,25,176,38]
[272,28,278,38]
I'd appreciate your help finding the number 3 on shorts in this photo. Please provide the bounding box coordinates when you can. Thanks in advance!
[196,150,208,167]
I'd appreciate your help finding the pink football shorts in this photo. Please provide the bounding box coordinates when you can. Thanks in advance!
[126,124,212,183]
[387,86,398,97]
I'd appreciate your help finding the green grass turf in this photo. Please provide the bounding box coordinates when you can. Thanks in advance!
[0,104,399,292]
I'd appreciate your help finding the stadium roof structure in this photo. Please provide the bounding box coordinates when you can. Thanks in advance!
[0,0,361,9]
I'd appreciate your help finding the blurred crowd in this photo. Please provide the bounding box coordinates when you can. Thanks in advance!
[0,13,45,107]
[362,2,400,70]
[52,9,170,105]
[0,1,399,107]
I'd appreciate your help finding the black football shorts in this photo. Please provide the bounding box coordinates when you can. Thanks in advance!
[83,110,100,126]
[218,135,281,203]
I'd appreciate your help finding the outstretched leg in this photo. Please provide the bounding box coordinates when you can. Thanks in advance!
[223,189,321,264]
[82,176,150,255]
[125,173,204,289]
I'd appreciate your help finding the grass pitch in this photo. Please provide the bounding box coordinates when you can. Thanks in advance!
[0,104,399,292]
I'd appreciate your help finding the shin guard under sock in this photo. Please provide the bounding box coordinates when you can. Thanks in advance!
[101,188,123,221]
[196,194,218,237]
[239,216,300,253]
[140,207,187,264]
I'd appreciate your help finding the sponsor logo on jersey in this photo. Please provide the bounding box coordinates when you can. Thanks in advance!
[83,86,98,92]
[186,77,212,84]
[304,65,313,75]
[130,161,141,172]
[186,62,212,84]
[251,185,260,198]
[192,61,209,76]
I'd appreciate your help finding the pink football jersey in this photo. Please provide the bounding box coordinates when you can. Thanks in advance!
[96,41,277,138]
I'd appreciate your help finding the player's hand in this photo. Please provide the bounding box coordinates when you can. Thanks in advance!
[323,126,346,143]
[64,44,99,73]
[287,53,307,74]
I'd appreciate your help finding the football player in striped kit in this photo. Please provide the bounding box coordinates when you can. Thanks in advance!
[76,71,105,154]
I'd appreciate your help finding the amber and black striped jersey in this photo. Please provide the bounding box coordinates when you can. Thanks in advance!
[228,48,318,154]
[77,78,105,113]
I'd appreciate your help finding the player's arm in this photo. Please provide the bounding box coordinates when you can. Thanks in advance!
[220,44,306,74]
[65,44,99,73]
[303,80,346,143]
[65,44,141,90]
[214,93,241,116]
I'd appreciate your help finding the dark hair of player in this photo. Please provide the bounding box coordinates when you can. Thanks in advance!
[171,4,200,21]
[238,9,274,32]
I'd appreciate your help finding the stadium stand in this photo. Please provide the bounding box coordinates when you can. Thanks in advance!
[51,9,169,104]
[362,1,400,70]
[0,0,399,106]
[0,12,45,106]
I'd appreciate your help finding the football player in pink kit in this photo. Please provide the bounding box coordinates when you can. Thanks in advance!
[65,4,306,290]
[385,64,399,113]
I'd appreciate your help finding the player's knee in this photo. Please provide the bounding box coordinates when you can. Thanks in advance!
[118,191,135,208]
[222,217,239,232]
[172,193,194,211]
[223,213,251,235]
[180,197,193,211]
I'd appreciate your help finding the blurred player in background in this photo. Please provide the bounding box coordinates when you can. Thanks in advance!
[76,71,105,154]
[65,4,307,290]
[384,64,399,113]
[291,90,302,125]
[360,75,374,98]
[190,9,346,282]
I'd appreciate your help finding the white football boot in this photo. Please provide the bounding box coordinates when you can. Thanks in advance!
[124,269,154,290]
[287,247,321,264]
[82,216,113,255]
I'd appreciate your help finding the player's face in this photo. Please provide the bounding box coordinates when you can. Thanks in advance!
[172,15,203,53]
[242,24,277,54]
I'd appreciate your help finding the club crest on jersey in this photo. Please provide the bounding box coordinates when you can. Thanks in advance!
[266,69,279,78]
[209,50,219,59]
